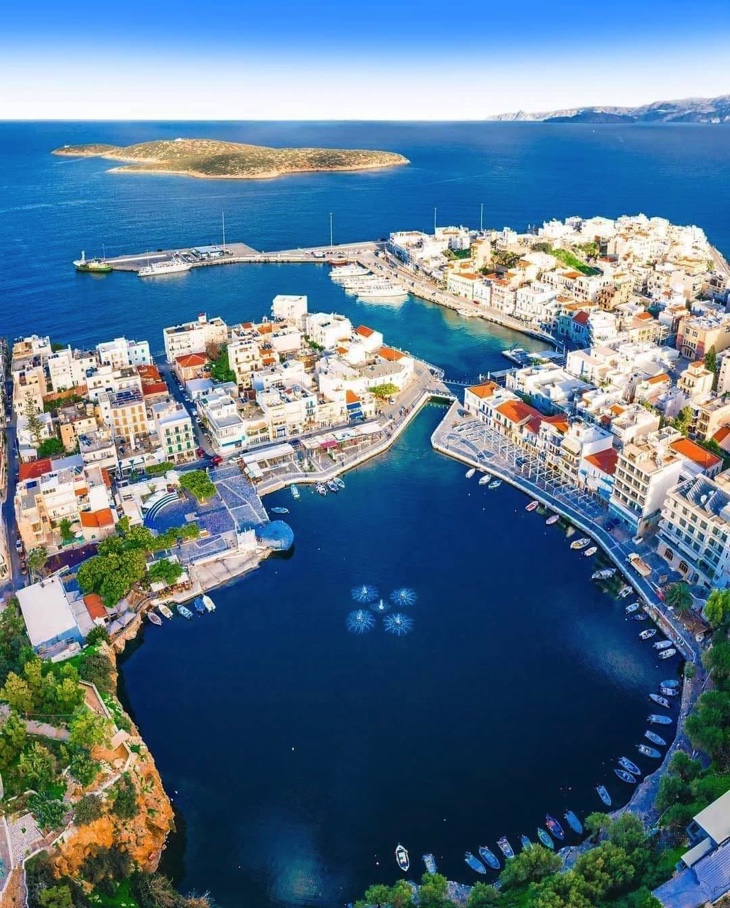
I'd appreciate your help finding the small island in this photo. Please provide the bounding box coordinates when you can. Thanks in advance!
[52,138,409,180]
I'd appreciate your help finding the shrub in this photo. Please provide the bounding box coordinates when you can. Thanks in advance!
[78,649,114,694]
[68,746,99,787]
[28,792,67,831]
[178,471,216,503]
[112,773,139,820]
[86,627,110,647]
[74,794,103,826]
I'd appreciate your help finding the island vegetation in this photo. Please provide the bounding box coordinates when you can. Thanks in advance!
[51,139,409,180]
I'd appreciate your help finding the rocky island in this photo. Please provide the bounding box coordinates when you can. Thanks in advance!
[52,138,409,179]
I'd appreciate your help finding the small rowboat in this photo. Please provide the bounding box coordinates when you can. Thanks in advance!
[315,483,327,496]
[423,854,437,874]
[479,473,492,485]
[654,640,673,650]
[176,604,193,619]
[633,613,649,621]
[497,837,515,859]
[465,852,486,874]
[618,585,632,598]
[525,501,539,512]
[637,744,662,758]
[584,546,598,557]
[659,648,677,660]
[520,834,532,850]
[271,506,289,514]
[660,686,679,697]
[564,811,583,834]
[327,480,339,493]
[639,629,657,640]
[596,785,612,806]
[334,477,345,490]
[648,714,672,725]
[546,514,560,526]
[570,538,590,550]
[194,598,206,615]
[619,756,641,776]
[202,594,216,612]
[488,479,502,489]
[661,679,680,689]
[478,846,500,870]
[645,730,666,746]
[158,603,173,619]
[626,603,640,613]
[545,815,565,840]
[466,468,476,479]
[615,768,637,784]
[291,484,300,499]
[147,611,162,626]
[592,568,616,580]
[395,844,409,872]
[536,828,554,849]
[650,694,672,709]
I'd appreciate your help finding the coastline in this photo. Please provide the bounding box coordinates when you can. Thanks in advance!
[104,160,410,180]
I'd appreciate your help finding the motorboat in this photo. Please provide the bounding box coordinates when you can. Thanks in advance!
[334,477,345,490]
[395,844,410,872]
[618,585,633,598]
[315,483,327,496]
[497,837,515,859]
[536,828,554,849]
[649,694,672,709]
[584,547,598,557]
[637,744,662,759]
[158,604,173,620]
[546,514,560,526]
[465,852,486,874]
[659,648,677,660]
[545,815,565,840]
[645,731,667,746]
[633,613,649,621]
[271,506,289,514]
[626,603,640,614]
[423,854,437,875]
[478,846,500,870]
[570,538,590,550]
[201,594,216,612]
[526,501,539,512]
[659,686,679,697]
[654,640,673,650]
[466,468,476,479]
[639,629,657,640]
[291,484,300,500]
[596,785,612,806]
[147,611,162,626]
[520,835,532,850]
[176,604,193,619]
[564,811,583,834]
[592,568,616,581]
[648,714,673,725]
[614,768,637,784]
[194,598,206,615]
[661,679,680,689]
[327,480,339,493]
[619,756,641,776]
[488,479,502,489]
[478,473,492,485]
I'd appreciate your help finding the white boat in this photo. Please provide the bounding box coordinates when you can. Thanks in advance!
[395,844,410,872]
[653,640,673,650]
[138,257,191,277]
[546,514,560,526]
[626,602,640,614]
[147,611,162,626]
[315,483,327,496]
[202,594,216,612]
[488,479,502,489]
[478,473,492,485]
[334,477,345,490]
[525,501,539,512]
[658,648,677,660]
[584,546,598,557]
[271,506,289,514]
[639,629,657,640]
[158,603,173,620]
[592,568,616,581]
[570,537,590,550]
[291,484,300,500]
[330,264,369,281]
[466,468,476,479]
[356,283,408,299]
[618,585,633,598]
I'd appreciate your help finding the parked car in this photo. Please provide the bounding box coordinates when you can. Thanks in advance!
[196,447,204,458]
[210,455,223,466]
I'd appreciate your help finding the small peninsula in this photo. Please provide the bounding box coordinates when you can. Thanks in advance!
[52,138,409,179]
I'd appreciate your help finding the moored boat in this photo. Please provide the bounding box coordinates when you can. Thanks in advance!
[139,256,191,277]
[658,648,677,660]
[334,477,345,490]
[497,837,515,859]
[395,844,409,872]
[596,785,612,806]
[536,828,554,849]
[158,603,173,619]
[659,686,679,697]
[291,484,300,500]
[618,757,641,776]
[614,768,637,784]
[592,568,616,580]
[645,730,666,746]
[488,479,502,489]
[327,480,339,493]
[176,604,193,619]
[570,537,590,550]
[465,852,486,874]
[661,679,680,689]
[147,611,162,626]
[654,640,673,650]
[423,854,437,875]
[526,501,539,512]
[546,514,560,525]
[584,546,598,557]
[626,603,640,614]
[649,694,672,709]
[520,834,532,850]
[466,468,476,479]
[271,506,289,514]
[315,483,327,496]
[478,473,492,485]
[478,846,500,870]
[74,251,112,273]
[648,714,673,725]
[633,613,649,621]
[193,597,206,615]
[637,744,662,759]
[564,810,583,834]
[202,594,216,612]
[639,629,657,640]
[618,585,633,598]
[545,815,565,840]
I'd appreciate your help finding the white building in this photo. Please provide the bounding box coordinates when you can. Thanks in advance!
[272,294,308,326]
[163,313,228,363]
[97,337,152,369]
[305,313,352,349]
[152,401,196,464]
[197,387,247,454]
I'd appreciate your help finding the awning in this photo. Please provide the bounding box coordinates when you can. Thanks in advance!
[242,443,294,464]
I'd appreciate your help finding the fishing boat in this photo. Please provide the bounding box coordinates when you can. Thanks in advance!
[176,604,193,619]
[614,768,637,784]
[466,468,476,479]
[659,686,679,697]
[637,744,662,759]
[423,854,437,875]
[545,815,565,840]
[315,483,327,496]
[536,828,554,849]
[465,852,486,874]
[619,757,641,776]
[654,640,673,650]
[658,648,677,660]
[271,506,289,515]
[158,603,173,619]
[327,480,339,493]
[478,846,500,870]
[596,785,612,806]
[478,473,492,485]
[633,613,649,621]
[334,477,345,490]
[649,694,672,709]
[73,251,112,273]
[193,598,206,615]
[488,479,502,490]
[395,844,409,872]
[546,514,560,526]
[661,679,680,689]
[291,485,300,500]
[648,714,673,725]
[520,835,532,850]
[639,629,657,640]
[618,585,633,598]
[584,546,598,557]
[564,811,583,834]
[147,611,162,626]
[592,568,616,581]
[570,537,590,551]
[202,594,216,612]
[645,731,667,746]
[626,603,640,614]
[497,837,515,859]
[525,501,539,512]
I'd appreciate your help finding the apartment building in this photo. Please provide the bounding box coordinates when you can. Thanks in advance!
[676,313,730,360]
[163,313,228,363]
[96,337,151,369]
[197,387,247,454]
[98,389,150,445]
[151,401,196,464]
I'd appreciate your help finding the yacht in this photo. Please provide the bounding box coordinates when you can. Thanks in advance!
[202,594,216,612]
[356,283,408,300]
[395,844,409,872]
[291,484,300,500]
[138,257,191,277]
[330,264,369,281]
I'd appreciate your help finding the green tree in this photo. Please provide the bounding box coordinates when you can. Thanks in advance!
[665,582,693,614]
[419,873,451,908]
[686,689,730,768]
[370,383,400,400]
[74,794,104,826]
[77,649,114,693]
[179,470,217,503]
[27,547,48,579]
[58,518,75,545]
[584,811,611,840]
[704,589,730,628]
[704,345,718,375]
[38,885,74,908]
[208,344,236,383]
[111,773,139,820]
[673,406,694,436]
[467,882,500,907]
[575,842,638,902]
[361,884,393,907]
[147,558,184,587]
[37,437,64,459]
[531,870,593,908]
[68,746,98,787]
[0,712,27,769]
[23,393,45,447]
[85,626,110,647]
[18,742,56,791]
[499,844,561,889]
[69,708,111,749]
[1,671,34,714]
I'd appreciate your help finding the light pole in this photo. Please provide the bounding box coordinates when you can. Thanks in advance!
[480,203,484,233]
[329,212,334,251]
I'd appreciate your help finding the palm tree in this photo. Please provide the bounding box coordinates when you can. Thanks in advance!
[665,581,693,614]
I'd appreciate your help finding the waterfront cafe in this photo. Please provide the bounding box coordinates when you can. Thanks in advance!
[241,443,296,481]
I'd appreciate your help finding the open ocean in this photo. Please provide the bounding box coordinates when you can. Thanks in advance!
[2,121,725,906]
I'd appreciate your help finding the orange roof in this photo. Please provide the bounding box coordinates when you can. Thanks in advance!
[83,593,107,620]
[336,346,348,355]
[80,508,114,528]
[585,448,618,475]
[646,373,670,385]
[262,356,276,366]
[669,437,721,470]
[142,380,168,397]
[573,311,590,325]
[713,426,730,444]
[466,381,498,399]
[101,468,112,488]
[175,353,207,368]
[355,325,374,338]
[74,486,89,497]
[138,364,161,381]
[525,416,543,434]
[495,400,542,424]
[635,312,653,321]
[610,404,625,416]
[346,390,360,403]
[18,459,53,481]
[543,415,569,433]
[378,346,406,362]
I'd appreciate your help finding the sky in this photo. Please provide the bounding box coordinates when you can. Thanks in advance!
[2,0,730,119]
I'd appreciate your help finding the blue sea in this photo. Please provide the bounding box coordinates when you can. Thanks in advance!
[2,121,724,906]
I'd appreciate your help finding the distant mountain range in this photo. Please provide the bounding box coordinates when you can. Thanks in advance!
[488,94,730,124]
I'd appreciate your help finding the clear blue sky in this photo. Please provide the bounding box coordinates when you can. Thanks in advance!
[2,0,729,119]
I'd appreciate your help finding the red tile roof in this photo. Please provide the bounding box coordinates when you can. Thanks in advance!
[585,448,618,475]
[83,593,107,620]
[346,390,360,403]
[646,373,670,385]
[669,437,722,470]
[573,311,590,325]
[175,353,207,368]
[713,426,730,444]
[18,459,53,481]
[495,400,542,424]
[543,415,570,433]
[378,346,406,362]
[138,364,162,381]
[355,325,374,337]
[80,508,114,528]
[466,381,498,399]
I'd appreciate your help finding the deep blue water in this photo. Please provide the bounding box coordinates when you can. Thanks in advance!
[0,121,719,906]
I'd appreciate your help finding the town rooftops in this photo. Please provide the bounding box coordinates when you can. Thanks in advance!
[573,311,590,325]
[467,381,499,399]
[345,390,360,403]
[16,577,80,651]
[355,325,374,338]
[585,448,619,475]
[83,593,107,621]
[378,346,407,362]
[80,508,115,528]
[669,437,722,471]
[495,400,542,424]
[18,458,53,482]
